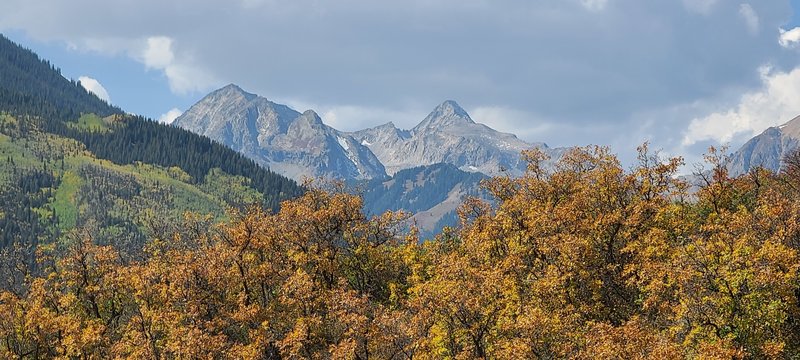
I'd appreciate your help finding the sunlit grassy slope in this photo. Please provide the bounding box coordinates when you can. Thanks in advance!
[0,113,263,236]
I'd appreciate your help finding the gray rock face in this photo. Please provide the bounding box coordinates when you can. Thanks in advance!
[350,100,561,176]
[174,84,386,181]
[729,115,800,176]
[360,163,488,236]
[175,85,565,183]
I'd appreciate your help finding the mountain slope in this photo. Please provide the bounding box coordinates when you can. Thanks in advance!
[174,85,386,181]
[0,35,121,122]
[359,163,488,236]
[0,34,300,209]
[0,34,302,261]
[350,100,563,176]
[0,115,267,256]
[729,115,800,176]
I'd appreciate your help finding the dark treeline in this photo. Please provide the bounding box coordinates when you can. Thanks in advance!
[0,35,120,122]
[0,169,59,249]
[0,169,60,295]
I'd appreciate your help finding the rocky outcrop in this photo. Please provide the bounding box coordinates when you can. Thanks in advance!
[174,84,386,181]
[729,115,800,176]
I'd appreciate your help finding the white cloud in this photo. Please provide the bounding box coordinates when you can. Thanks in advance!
[142,36,174,69]
[579,0,608,12]
[78,76,110,102]
[780,27,800,48]
[157,108,183,124]
[738,3,759,34]
[135,36,217,95]
[67,37,136,55]
[682,65,800,146]
[63,36,216,95]
[240,0,266,9]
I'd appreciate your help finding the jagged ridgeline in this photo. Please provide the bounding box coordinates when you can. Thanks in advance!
[0,34,301,260]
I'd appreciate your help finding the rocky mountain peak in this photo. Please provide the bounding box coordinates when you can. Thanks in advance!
[413,100,474,133]
[298,110,325,127]
[370,121,410,138]
[174,84,387,181]
[437,100,470,118]
[212,83,258,101]
[174,83,300,140]
[728,113,800,176]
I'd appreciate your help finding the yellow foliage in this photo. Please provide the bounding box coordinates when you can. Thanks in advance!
[1,146,800,358]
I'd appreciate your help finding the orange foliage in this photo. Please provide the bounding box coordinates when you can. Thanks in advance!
[2,145,800,359]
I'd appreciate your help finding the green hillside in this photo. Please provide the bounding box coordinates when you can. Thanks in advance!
[0,34,302,264]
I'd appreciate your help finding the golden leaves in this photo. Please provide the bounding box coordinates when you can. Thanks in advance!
[1,146,800,358]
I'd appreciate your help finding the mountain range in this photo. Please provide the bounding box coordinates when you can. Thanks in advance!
[174,83,800,231]
[349,100,559,177]
[174,85,570,232]
[174,84,565,182]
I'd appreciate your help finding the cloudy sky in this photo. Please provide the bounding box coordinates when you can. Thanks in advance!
[1,0,799,165]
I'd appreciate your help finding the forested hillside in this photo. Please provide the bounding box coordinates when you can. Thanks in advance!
[0,34,300,209]
[0,35,120,121]
[3,145,800,358]
[0,34,301,285]
[58,116,301,203]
